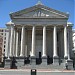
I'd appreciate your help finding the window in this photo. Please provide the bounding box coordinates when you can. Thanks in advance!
[4,45,5,48]
[4,49,5,52]
[1,33,3,35]
[4,37,6,40]
[4,41,6,44]
[5,33,6,36]
[2,30,3,32]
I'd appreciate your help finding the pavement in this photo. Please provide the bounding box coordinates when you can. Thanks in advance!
[0,69,75,75]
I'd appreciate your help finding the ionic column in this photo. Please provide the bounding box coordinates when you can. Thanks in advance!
[20,26,25,56]
[67,31,70,60]
[25,45,27,57]
[16,30,19,57]
[53,26,58,57]
[31,26,35,56]
[13,29,16,56]
[64,26,68,58]
[9,26,14,56]
[42,26,47,57]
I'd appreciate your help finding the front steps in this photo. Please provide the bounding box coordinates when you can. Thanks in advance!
[4,57,74,70]
[16,58,65,70]
[18,63,65,70]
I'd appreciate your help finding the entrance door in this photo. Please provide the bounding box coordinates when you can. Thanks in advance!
[39,52,41,58]
[36,39,42,58]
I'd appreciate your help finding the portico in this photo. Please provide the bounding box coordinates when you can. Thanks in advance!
[9,25,68,60]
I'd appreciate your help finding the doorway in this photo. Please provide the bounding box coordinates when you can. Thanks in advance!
[36,36,42,58]
[39,52,41,58]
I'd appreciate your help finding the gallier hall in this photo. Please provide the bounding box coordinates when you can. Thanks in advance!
[5,2,74,69]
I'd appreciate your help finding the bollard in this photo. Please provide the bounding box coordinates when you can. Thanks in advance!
[31,69,36,75]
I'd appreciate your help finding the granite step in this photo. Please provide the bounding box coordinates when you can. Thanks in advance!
[17,64,65,70]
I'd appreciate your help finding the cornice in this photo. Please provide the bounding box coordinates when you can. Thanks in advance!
[12,16,68,19]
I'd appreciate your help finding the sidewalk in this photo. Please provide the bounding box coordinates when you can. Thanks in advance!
[0,68,75,72]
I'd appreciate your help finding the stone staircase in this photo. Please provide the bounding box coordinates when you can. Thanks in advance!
[18,63,65,70]
[14,57,66,70]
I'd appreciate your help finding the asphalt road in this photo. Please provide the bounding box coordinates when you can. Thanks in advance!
[0,69,75,75]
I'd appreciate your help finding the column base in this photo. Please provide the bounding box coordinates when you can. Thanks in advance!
[20,55,24,57]
[66,59,73,70]
[64,56,68,63]
[53,56,59,65]
[15,57,24,69]
[30,56,36,65]
[41,56,47,65]
[64,56,68,59]
[4,58,11,69]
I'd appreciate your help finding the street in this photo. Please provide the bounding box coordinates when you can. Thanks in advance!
[0,69,75,75]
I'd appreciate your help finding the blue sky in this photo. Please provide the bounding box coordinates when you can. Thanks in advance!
[0,0,74,28]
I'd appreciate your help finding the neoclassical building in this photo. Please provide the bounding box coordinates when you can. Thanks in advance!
[5,2,74,69]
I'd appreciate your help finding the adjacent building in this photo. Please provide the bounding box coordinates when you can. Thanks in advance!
[0,28,9,63]
[73,29,75,49]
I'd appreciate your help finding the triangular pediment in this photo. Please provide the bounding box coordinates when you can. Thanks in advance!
[10,4,69,19]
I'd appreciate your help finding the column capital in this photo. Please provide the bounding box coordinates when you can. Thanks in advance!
[11,24,14,27]
[54,25,57,28]
[21,26,25,28]
[32,26,36,29]
[43,25,46,27]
